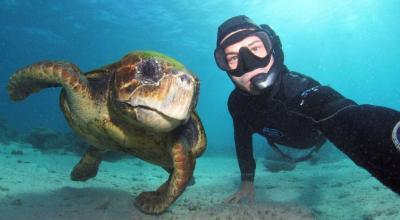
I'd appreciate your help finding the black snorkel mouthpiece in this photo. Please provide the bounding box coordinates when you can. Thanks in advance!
[250,69,279,93]
[250,73,269,90]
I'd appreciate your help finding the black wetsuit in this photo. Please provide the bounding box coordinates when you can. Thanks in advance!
[228,71,400,194]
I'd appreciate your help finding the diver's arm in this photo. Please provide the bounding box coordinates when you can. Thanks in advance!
[233,117,255,182]
[228,90,256,182]
[225,115,256,204]
[297,85,400,194]
[318,104,400,194]
[227,90,256,203]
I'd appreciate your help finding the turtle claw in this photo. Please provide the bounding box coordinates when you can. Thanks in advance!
[134,191,166,214]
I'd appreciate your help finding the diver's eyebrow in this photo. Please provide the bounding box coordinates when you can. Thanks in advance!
[248,39,262,47]
[225,39,263,56]
[225,51,238,56]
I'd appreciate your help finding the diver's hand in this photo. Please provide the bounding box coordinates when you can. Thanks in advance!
[224,180,255,204]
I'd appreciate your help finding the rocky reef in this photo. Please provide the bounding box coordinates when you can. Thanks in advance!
[0,119,125,160]
[0,118,19,144]
[21,127,88,155]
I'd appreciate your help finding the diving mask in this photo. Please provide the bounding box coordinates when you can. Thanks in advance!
[214,30,279,93]
[214,30,273,77]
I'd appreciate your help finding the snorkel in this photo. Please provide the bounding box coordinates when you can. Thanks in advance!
[253,24,286,94]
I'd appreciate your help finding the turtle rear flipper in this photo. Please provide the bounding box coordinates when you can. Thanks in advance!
[7,61,89,101]
[71,146,106,181]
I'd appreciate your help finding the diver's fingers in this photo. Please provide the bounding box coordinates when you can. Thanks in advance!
[248,192,255,203]
[224,193,237,203]
[225,191,244,204]
[230,194,242,204]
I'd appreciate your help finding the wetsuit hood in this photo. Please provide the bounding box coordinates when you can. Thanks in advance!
[215,15,288,95]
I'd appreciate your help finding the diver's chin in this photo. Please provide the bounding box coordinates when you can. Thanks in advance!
[248,85,262,95]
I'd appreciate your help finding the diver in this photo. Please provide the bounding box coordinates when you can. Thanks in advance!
[214,15,400,203]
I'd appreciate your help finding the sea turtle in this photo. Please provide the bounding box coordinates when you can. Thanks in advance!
[7,51,206,214]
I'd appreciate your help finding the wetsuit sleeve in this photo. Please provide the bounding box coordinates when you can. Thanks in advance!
[318,105,400,194]
[228,91,256,182]
[232,116,255,182]
[297,85,400,194]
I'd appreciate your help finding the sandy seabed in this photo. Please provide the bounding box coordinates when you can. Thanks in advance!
[0,142,399,220]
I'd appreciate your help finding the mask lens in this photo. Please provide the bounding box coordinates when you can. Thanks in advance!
[214,47,230,70]
[247,37,268,58]
[214,30,273,74]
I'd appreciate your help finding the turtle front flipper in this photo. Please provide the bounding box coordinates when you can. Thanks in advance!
[71,146,106,181]
[134,142,195,214]
[7,62,92,111]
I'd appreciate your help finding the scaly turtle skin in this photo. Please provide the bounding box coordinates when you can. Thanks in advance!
[7,51,206,214]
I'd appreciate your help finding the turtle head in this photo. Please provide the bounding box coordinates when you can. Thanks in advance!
[111,51,199,132]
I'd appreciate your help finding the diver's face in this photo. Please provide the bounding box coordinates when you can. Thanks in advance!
[224,35,274,95]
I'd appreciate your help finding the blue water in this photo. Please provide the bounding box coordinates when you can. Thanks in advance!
[1,0,400,153]
[1,1,400,218]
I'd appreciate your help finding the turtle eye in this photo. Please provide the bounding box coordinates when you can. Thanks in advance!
[114,77,140,101]
[125,85,135,93]
[120,80,139,95]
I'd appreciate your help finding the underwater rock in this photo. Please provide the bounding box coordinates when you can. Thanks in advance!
[0,186,10,192]
[22,127,69,153]
[61,132,90,155]
[21,128,89,155]
[11,199,23,206]
[21,128,128,161]
[63,132,128,161]
[0,117,19,144]
[11,149,24,155]
[188,203,315,220]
